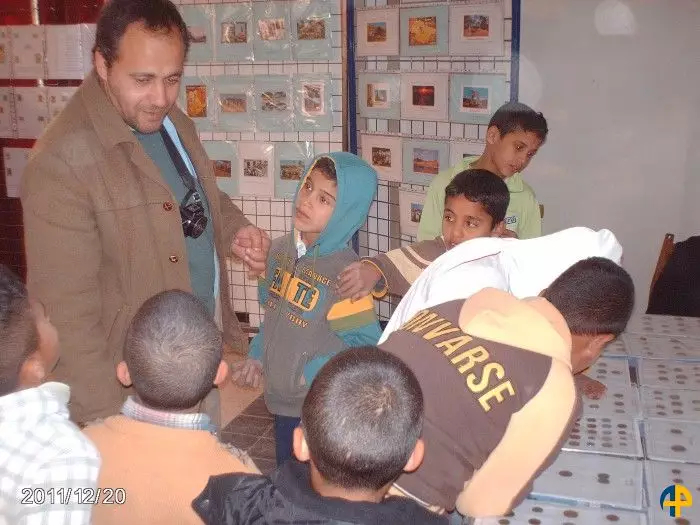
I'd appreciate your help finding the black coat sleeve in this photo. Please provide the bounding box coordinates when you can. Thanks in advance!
[193,473,276,525]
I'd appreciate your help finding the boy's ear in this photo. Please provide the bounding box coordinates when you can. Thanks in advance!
[213,360,229,387]
[18,352,47,388]
[584,333,614,363]
[403,438,425,473]
[94,51,109,83]
[116,361,132,387]
[491,220,506,237]
[485,125,501,145]
[293,427,310,462]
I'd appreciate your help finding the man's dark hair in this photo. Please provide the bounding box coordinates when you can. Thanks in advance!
[488,101,548,142]
[312,156,337,182]
[0,265,38,396]
[542,257,635,336]
[445,169,510,225]
[93,0,190,68]
[301,346,423,491]
[124,290,221,410]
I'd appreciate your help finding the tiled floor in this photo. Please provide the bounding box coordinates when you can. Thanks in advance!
[220,395,276,474]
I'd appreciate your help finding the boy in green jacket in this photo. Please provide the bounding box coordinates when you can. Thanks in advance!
[418,102,547,241]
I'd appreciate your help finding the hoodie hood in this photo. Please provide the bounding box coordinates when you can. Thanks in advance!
[293,152,378,256]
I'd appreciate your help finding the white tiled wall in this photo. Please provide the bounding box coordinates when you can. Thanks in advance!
[172,0,346,329]
[356,0,514,321]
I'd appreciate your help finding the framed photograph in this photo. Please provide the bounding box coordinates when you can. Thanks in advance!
[297,18,326,40]
[302,83,323,115]
[449,3,504,57]
[398,188,426,237]
[295,74,332,131]
[255,75,294,132]
[402,139,449,186]
[275,141,314,198]
[238,142,274,197]
[259,19,286,40]
[202,140,238,197]
[180,5,214,63]
[10,25,46,79]
[400,73,448,121]
[400,6,448,57]
[45,25,84,80]
[47,86,78,122]
[449,73,507,125]
[253,1,292,61]
[215,4,254,62]
[292,0,332,60]
[360,134,402,183]
[0,27,10,78]
[0,87,14,139]
[449,140,484,167]
[214,77,254,132]
[14,86,48,139]
[358,73,400,120]
[281,159,304,180]
[3,147,31,198]
[179,76,215,132]
[356,8,399,57]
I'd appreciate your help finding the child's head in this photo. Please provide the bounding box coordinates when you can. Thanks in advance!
[442,169,510,249]
[541,257,634,374]
[294,346,424,497]
[294,156,337,242]
[0,265,58,396]
[484,102,548,179]
[117,290,228,411]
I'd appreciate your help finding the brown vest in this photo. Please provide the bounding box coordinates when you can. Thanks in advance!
[381,300,557,510]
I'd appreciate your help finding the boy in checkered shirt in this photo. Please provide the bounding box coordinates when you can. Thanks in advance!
[0,264,100,524]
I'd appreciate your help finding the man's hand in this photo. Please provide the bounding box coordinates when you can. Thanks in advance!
[575,373,607,400]
[337,261,382,301]
[230,358,263,388]
[231,225,271,278]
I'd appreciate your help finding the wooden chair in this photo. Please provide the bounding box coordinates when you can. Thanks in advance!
[649,233,675,305]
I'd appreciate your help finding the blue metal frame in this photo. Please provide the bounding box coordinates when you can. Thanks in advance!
[347,0,358,155]
[510,0,522,102]
[347,0,361,253]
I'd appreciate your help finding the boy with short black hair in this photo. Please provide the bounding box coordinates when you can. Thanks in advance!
[194,346,447,524]
[83,290,253,524]
[0,264,100,524]
[231,153,383,465]
[338,168,509,300]
[382,257,634,518]
[418,101,547,241]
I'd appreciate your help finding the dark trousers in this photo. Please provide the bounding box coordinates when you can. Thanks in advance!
[274,415,301,466]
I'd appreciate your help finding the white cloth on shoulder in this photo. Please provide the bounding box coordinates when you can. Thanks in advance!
[379,227,623,343]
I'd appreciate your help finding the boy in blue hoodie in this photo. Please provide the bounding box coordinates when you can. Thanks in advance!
[231,153,382,465]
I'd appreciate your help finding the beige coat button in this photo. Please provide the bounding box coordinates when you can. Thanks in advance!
[169,255,179,263]
[163,201,174,211]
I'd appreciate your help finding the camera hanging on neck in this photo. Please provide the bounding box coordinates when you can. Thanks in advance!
[159,127,208,239]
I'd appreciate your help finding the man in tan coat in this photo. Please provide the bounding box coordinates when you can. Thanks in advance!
[20,0,270,424]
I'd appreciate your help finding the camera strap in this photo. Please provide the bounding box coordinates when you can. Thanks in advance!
[159,126,198,196]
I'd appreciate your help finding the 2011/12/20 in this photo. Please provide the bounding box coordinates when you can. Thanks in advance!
[21,487,126,505]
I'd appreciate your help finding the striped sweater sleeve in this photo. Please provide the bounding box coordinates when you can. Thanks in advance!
[302,295,382,382]
[367,237,448,298]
